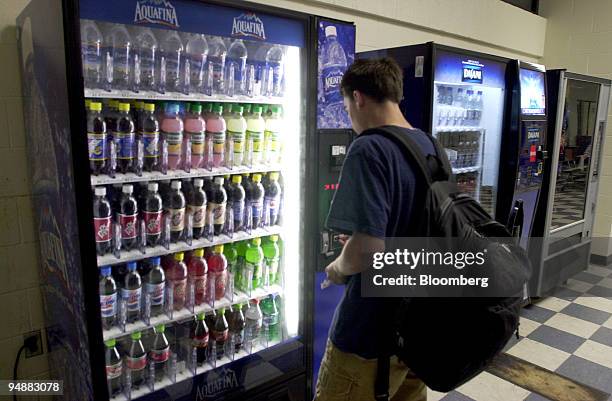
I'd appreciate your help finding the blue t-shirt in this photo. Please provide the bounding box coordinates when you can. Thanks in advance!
[326,126,435,359]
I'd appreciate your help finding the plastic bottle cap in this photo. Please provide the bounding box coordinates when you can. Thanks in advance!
[213,105,223,114]
[252,106,262,114]
[232,175,242,184]
[214,177,224,185]
[127,262,137,271]
[119,103,130,112]
[269,172,279,181]
[94,187,106,196]
[148,182,158,192]
[252,174,262,183]
[144,103,155,112]
[251,298,259,305]
[197,312,206,320]
[131,332,142,340]
[174,252,184,261]
[135,101,145,110]
[155,324,165,333]
[193,248,204,257]
[218,307,225,315]
[270,235,279,242]
[325,25,337,37]
[100,266,112,276]
[167,103,180,114]
[85,99,91,107]
[234,106,244,114]
[204,103,212,112]
[242,173,250,177]
[244,104,252,112]
[171,181,181,190]
[193,178,203,188]
[90,102,102,112]
[214,244,224,253]
[151,257,161,266]
[252,238,261,246]
[105,339,116,347]
[122,185,133,194]
[271,105,281,114]
[191,104,202,114]
[110,100,119,108]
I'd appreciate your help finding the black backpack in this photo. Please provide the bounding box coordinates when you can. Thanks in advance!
[370,126,532,398]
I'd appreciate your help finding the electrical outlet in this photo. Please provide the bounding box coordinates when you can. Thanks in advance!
[23,330,43,358]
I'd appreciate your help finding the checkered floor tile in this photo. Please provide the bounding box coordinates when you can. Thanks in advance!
[550,186,586,230]
[427,263,612,401]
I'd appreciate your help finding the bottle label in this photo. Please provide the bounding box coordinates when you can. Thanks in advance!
[228,58,246,81]
[94,217,112,243]
[229,130,245,153]
[190,132,205,156]
[194,276,206,297]
[265,130,279,152]
[212,131,225,155]
[188,56,204,82]
[212,329,228,342]
[322,66,344,103]
[119,213,138,240]
[126,354,147,371]
[188,205,205,228]
[246,261,262,281]
[82,43,101,71]
[115,132,135,159]
[100,293,117,318]
[263,314,279,327]
[209,55,224,83]
[143,210,162,236]
[266,257,279,277]
[111,46,129,76]
[150,347,170,363]
[121,287,141,312]
[251,199,263,220]
[233,200,244,223]
[265,196,279,223]
[106,361,122,380]
[143,131,159,158]
[165,132,182,157]
[146,282,165,306]
[169,208,185,232]
[247,130,264,154]
[232,329,244,347]
[88,133,107,161]
[173,279,186,304]
[192,334,209,348]
[209,202,226,225]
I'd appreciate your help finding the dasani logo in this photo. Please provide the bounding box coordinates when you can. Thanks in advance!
[232,13,266,40]
[134,0,179,28]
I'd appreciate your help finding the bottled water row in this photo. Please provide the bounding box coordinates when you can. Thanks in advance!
[436,85,484,127]
[81,20,286,97]
[438,131,482,170]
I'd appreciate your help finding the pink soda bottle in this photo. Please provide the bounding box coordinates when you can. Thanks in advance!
[164,252,187,310]
[207,244,227,300]
[205,105,226,168]
[188,248,208,305]
[185,103,206,169]
[161,103,184,170]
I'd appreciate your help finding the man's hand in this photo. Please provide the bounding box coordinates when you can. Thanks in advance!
[325,260,347,285]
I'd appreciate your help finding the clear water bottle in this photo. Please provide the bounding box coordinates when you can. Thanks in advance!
[263,45,284,97]
[226,39,247,97]
[465,90,474,125]
[185,34,208,94]
[80,20,103,89]
[160,31,183,93]
[133,28,158,93]
[475,91,484,124]
[248,44,270,97]
[207,36,227,95]
[453,88,465,125]
[320,26,348,126]
[104,24,132,91]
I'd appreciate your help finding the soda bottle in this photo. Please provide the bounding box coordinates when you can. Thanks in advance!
[207,36,227,95]
[264,105,281,164]
[144,257,165,317]
[320,25,348,126]
[185,104,206,169]
[166,252,187,310]
[260,295,280,342]
[81,20,103,89]
[126,331,146,388]
[264,172,281,226]
[236,240,249,290]
[99,266,117,330]
[187,248,207,305]
[122,262,142,323]
[263,45,284,97]
[245,298,263,343]
[226,39,247,97]
[246,106,265,165]
[133,28,158,92]
[206,105,226,168]
[141,182,162,247]
[212,308,229,359]
[160,31,183,93]
[226,105,246,166]
[150,324,170,381]
[228,303,245,352]
[205,309,217,335]
[93,186,112,255]
[245,238,264,289]
[104,338,122,397]
[263,235,280,285]
[207,244,227,300]
[208,177,227,236]
[88,102,107,175]
[250,174,264,228]
[104,100,119,149]
[118,185,138,251]
[185,34,208,94]
[104,24,132,90]
[116,103,135,174]
[229,175,245,231]
[140,103,160,172]
[223,242,239,287]
[189,178,207,239]
[192,312,209,365]
[166,181,186,243]
[161,103,184,171]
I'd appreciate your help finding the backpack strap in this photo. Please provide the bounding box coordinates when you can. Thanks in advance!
[375,355,390,401]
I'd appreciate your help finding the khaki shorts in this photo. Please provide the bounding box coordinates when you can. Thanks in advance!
[314,340,427,401]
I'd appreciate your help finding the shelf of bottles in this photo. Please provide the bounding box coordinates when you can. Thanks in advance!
[82,17,298,400]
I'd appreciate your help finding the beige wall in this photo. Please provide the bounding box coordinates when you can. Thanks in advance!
[540,0,612,256]
[0,0,545,381]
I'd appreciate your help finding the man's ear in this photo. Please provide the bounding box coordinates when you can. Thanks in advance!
[353,90,365,109]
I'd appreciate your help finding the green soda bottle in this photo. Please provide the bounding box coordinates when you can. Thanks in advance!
[262,235,280,285]
[245,237,264,289]
[236,240,249,290]
[260,295,280,342]
[224,242,239,289]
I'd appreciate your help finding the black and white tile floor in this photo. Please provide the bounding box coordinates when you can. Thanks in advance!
[427,263,612,401]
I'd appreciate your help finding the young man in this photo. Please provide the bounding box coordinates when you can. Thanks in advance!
[314,58,434,401]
